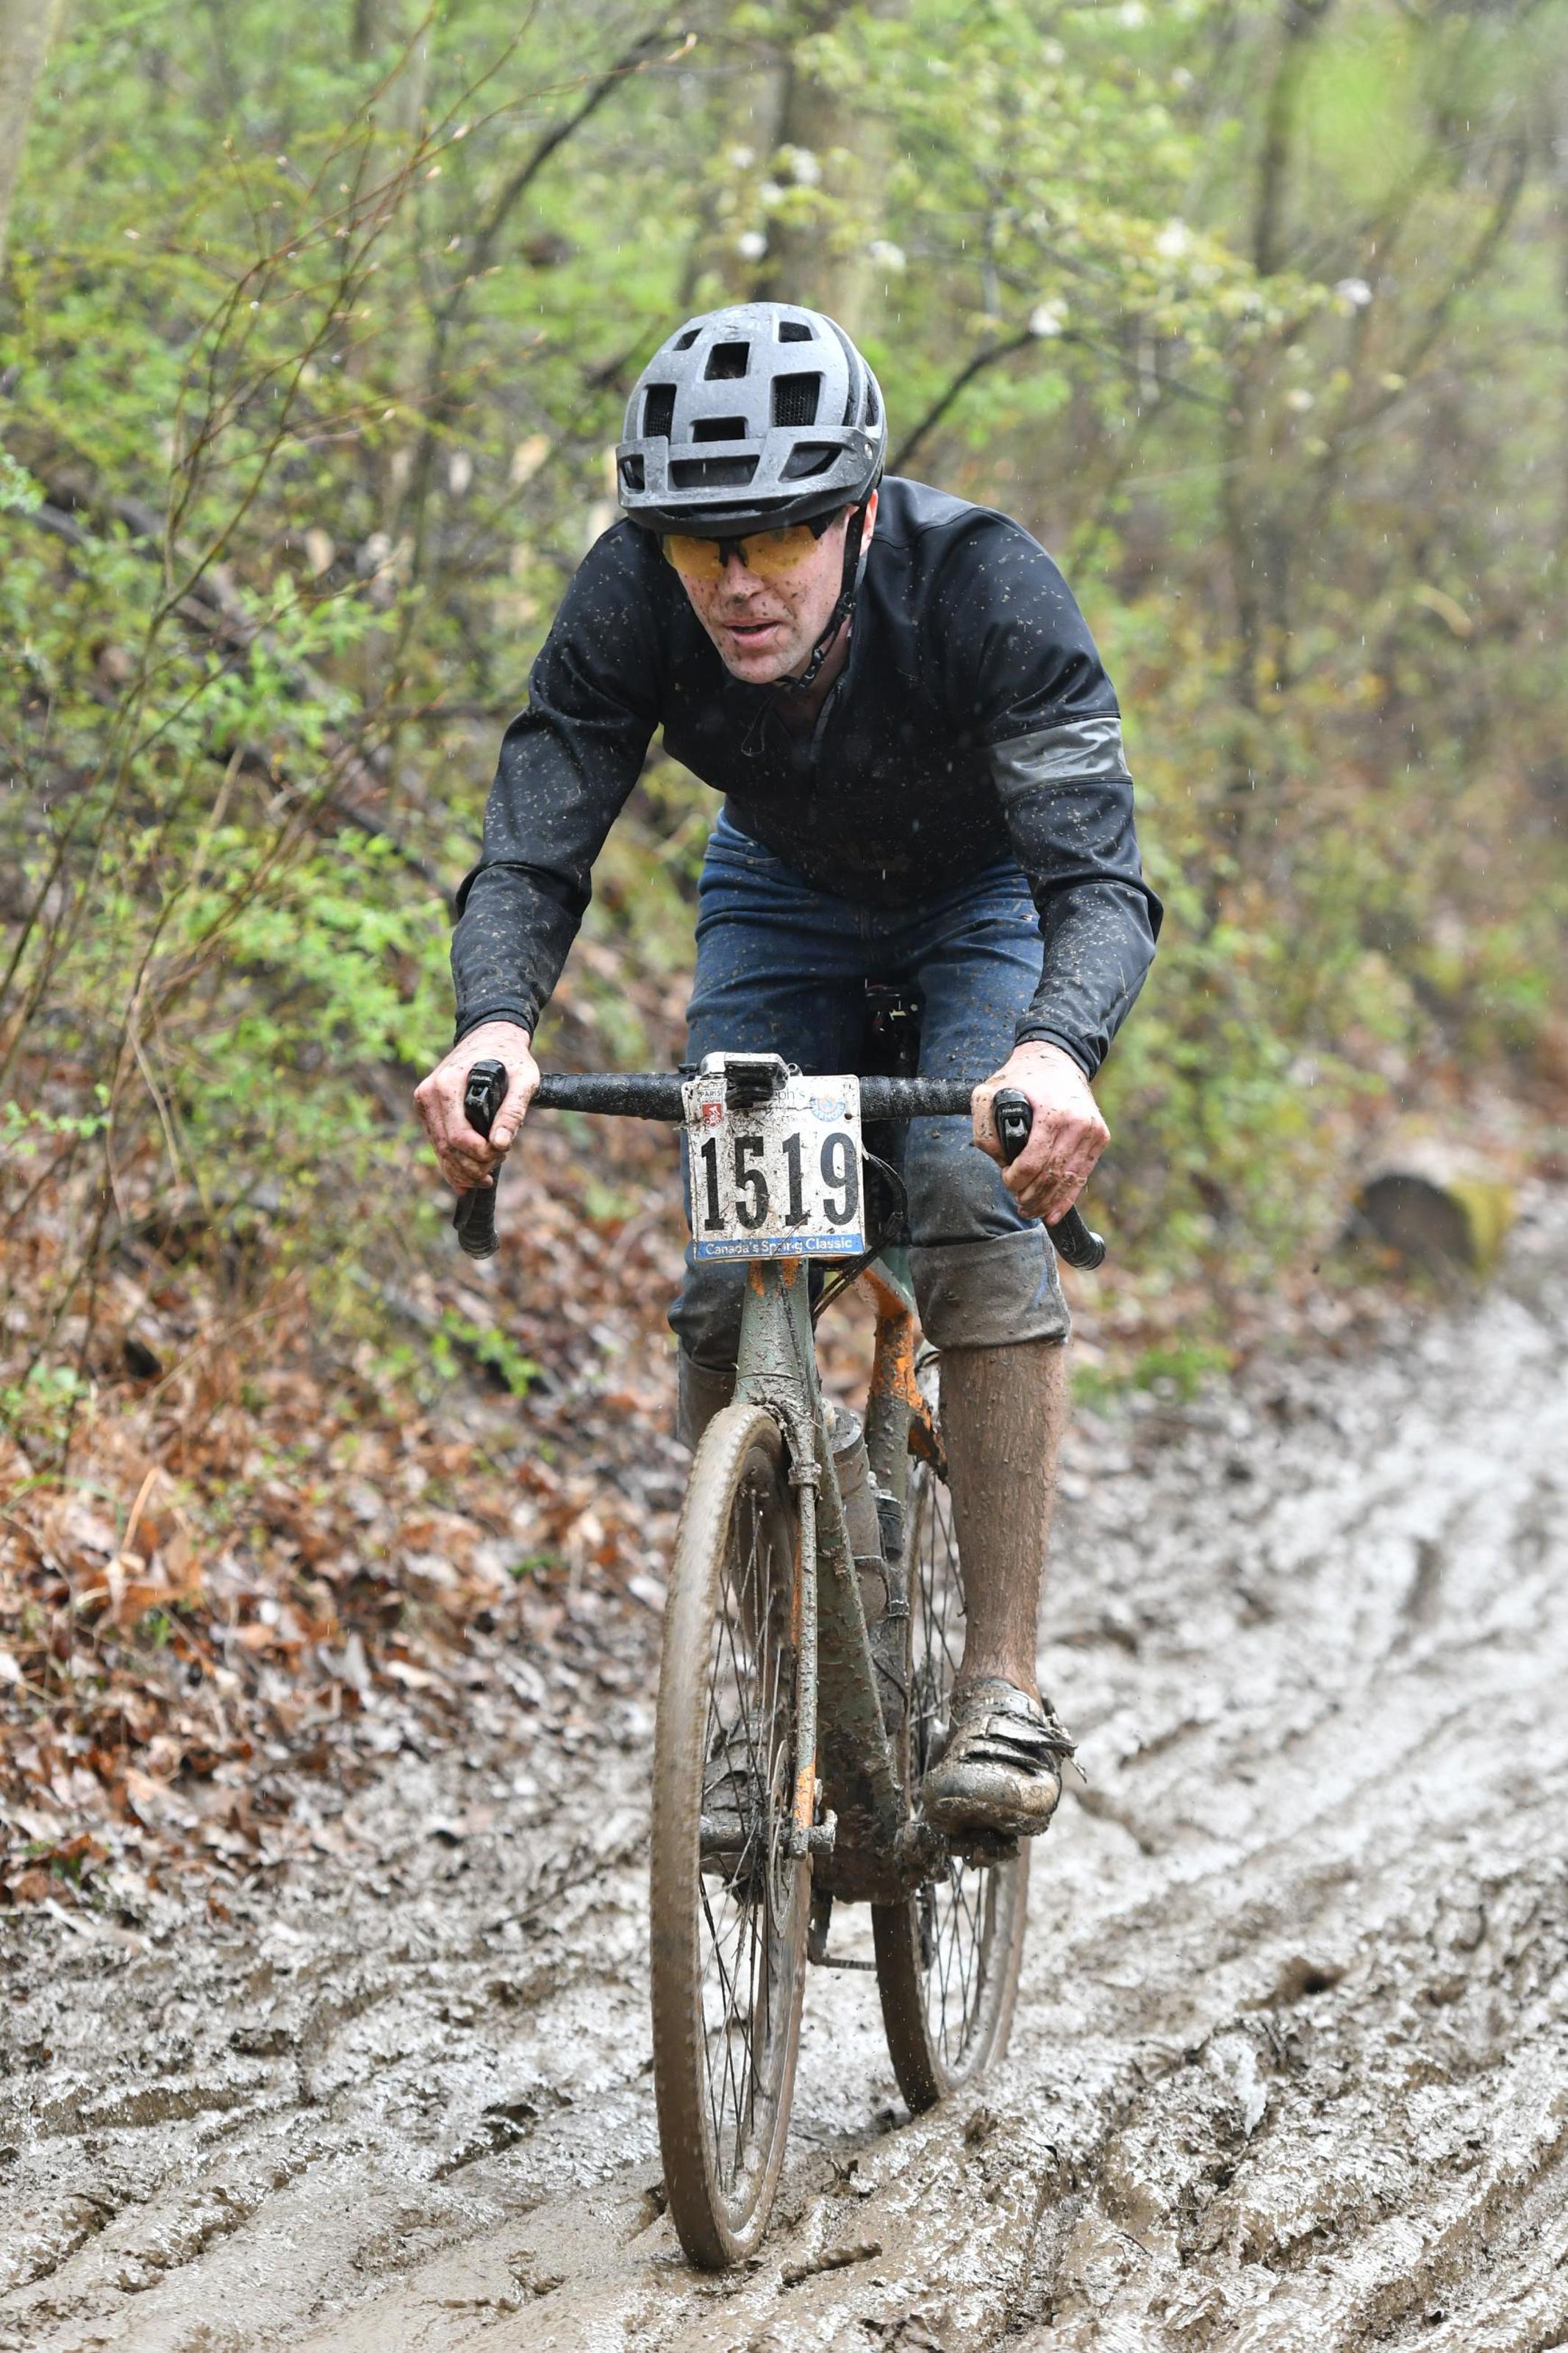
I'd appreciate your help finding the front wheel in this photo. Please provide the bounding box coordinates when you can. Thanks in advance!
[650,1404,810,2268]
[873,1377,1028,2109]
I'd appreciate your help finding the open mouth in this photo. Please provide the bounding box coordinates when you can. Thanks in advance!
[724,618,782,642]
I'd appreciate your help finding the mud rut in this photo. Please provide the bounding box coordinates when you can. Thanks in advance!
[5,1203,1568,2353]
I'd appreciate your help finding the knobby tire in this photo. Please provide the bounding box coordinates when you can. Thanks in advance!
[650,1404,810,2267]
[873,1371,1029,2108]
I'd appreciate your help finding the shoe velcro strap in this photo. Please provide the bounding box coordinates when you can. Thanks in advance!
[942,1685,1077,1770]
[963,1728,1064,1777]
[963,1703,1075,1758]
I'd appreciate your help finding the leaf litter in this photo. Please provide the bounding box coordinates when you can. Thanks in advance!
[1,1100,692,1926]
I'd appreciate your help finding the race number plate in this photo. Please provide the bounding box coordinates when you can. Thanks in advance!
[682,1071,864,1261]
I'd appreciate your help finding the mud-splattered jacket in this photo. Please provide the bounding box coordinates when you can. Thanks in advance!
[451,475,1161,1076]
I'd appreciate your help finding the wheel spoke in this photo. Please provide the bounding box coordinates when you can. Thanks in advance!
[698,1874,743,2168]
[685,1437,803,2218]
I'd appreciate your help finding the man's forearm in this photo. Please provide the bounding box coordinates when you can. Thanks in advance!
[1014,879,1160,1077]
[450,859,585,1044]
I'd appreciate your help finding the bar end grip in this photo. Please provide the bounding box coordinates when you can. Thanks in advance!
[453,1185,499,1260]
[453,1057,509,1261]
[1047,1203,1108,1272]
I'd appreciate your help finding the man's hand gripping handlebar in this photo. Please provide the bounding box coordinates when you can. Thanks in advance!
[451,1060,510,1259]
[413,1018,540,1257]
[992,1089,1106,1271]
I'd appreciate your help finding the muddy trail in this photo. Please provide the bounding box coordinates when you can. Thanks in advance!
[4,1202,1568,2353]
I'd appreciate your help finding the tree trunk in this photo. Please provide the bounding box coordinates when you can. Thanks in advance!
[752,0,893,335]
[1217,1,1333,824]
[755,78,882,332]
[0,0,62,267]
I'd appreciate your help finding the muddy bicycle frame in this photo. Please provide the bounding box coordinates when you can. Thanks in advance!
[469,1062,1104,1901]
[726,1233,938,1902]
[454,1051,1108,2260]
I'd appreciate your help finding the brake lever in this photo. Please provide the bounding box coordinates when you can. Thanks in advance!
[992,1086,1108,1272]
[452,1057,509,1260]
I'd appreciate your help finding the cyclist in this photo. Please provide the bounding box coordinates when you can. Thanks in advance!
[415,301,1161,1843]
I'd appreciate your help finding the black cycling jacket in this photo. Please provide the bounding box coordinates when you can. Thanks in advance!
[451,475,1161,1076]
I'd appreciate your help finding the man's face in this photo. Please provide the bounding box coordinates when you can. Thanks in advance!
[665,492,877,685]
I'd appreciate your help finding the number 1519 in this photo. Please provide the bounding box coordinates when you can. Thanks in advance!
[698,1129,861,1233]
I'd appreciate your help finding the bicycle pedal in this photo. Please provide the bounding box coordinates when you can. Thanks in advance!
[953,1829,1021,1866]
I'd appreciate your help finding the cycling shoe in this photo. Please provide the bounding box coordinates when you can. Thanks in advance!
[922,1677,1075,1840]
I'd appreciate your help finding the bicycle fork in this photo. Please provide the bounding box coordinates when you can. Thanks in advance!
[733,1258,907,1894]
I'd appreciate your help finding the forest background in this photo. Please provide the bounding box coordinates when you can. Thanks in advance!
[1,0,1565,1901]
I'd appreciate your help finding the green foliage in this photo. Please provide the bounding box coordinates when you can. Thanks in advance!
[0,1365,92,1458]
[432,1313,540,1397]
[0,449,40,512]
[1074,1338,1235,1411]
[1,1095,110,1149]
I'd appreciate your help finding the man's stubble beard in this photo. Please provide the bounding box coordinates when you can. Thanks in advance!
[706,606,810,686]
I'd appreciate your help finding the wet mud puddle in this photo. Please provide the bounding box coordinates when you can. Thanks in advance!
[4,1200,1568,2352]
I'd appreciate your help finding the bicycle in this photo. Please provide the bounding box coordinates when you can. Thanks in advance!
[453,1025,1104,2268]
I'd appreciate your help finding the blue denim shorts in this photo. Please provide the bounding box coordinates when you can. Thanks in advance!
[670,808,1070,1367]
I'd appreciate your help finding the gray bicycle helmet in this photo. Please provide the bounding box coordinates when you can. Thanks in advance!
[616,300,886,537]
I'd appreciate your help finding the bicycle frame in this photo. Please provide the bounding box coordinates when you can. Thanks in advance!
[731,1244,942,1907]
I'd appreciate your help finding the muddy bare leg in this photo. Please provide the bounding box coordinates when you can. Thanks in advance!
[939,1336,1067,1699]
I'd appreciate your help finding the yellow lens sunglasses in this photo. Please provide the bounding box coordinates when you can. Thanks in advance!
[661,513,839,582]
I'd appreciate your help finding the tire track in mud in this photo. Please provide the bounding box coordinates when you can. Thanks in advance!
[4,1202,1568,2352]
[0,1754,661,2348]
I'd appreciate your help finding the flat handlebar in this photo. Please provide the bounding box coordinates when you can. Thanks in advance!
[453,1065,1108,1271]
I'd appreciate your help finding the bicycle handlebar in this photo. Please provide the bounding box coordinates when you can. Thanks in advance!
[453,1064,1109,1270]
[524,1071,992,1121]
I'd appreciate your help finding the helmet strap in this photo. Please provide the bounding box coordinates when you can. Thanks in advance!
[776,500,870,696]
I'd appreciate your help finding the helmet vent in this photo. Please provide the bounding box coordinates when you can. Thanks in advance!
[864,382,879,428]
[705,341,751,379]
[781,443,837,481]
[772,372,821,428]
[670,455,757,489]
[692,416,748,442]
[642,385,676,438]
[673,328,701,350]
[778,318,814,341]
[618,454,645,490]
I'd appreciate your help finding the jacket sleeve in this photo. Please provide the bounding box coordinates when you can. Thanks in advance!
[988,720,1161,1076]
[450,525,665,1042]
[932,518,1162,1076]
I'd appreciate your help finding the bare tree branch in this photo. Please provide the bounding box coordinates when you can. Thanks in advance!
[398,13,682,593]
[890,321,1225,479]
[888,333,1039,476]
[458,14,683,305]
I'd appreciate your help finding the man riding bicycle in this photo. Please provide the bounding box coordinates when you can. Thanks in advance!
[416,301,1161,1845]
